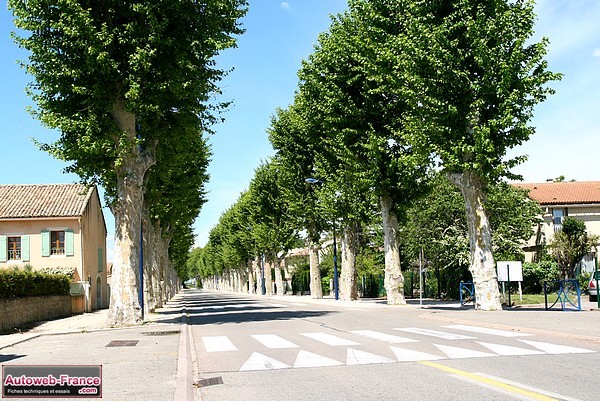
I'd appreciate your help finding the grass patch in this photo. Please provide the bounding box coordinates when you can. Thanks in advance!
[500,293,546,306]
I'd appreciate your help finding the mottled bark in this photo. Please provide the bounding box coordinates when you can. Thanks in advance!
[381,194,406,305]
[449,171,502,311]
[264,259,273,296]
[274,259,284,296]
[107,99,154,326]
[340,222,359,301]
[309,242,323,298]
[151,221,163,308]
[141,210,155,314]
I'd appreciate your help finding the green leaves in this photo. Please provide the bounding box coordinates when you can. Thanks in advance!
[405,0,561,182]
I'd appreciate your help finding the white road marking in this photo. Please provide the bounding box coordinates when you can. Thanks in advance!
[266,303,286,308]
[239,352,290,371]
[474,372,586,401]
[390,346,445,362]
[433,344,496,359]
[293,350,343,368]
[347,348,395,365]
[443,324,532,337]
[300,332,359,346]
[349,330,418,344]
[476,341,544,356]
[251,334,299,349]
[518,339,596,354]
[202,336,238,352]
[395,327,475,340]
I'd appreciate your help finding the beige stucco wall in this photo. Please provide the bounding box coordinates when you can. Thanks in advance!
[0,218,82,274]
[80,188,109,310]
[524,204,600,269]
[538,205,600,245]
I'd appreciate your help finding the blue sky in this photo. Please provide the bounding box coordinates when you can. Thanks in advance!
[1,0,599,253]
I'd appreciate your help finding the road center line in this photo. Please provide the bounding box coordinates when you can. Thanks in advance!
[419,361,558,401]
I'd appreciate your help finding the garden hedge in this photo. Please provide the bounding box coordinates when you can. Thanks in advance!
[0,269,70,298]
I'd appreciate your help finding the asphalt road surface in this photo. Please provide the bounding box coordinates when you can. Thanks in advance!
[188,290,599,401]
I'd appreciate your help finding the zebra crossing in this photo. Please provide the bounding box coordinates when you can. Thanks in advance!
[196,324,596,372]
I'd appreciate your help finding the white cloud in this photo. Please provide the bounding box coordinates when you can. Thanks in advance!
[593,48,600,58]
[280,2,290,11]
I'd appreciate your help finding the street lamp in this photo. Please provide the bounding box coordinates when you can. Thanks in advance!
[260,253,266,295]
[304,178,339,300]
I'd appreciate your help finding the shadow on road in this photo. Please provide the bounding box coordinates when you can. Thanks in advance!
[188,309,333,325]
[0,354,26,363]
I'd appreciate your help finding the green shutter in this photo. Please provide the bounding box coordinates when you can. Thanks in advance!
[41,230,50,257]
[65,229,74,256]
[0,236,6,263]
[21,235,30,262]
[98,247,104,272]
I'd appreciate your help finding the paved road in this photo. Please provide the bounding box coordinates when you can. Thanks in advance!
[187,290,599,401]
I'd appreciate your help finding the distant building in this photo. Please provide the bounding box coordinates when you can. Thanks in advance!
[0,183,108,311]
[513,181,600,273]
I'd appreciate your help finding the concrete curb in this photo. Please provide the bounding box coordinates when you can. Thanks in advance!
[174,300,194,401]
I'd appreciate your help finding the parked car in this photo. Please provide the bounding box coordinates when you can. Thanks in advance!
[589,271,600,302]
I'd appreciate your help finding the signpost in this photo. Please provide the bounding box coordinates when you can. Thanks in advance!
[497,261,523,307]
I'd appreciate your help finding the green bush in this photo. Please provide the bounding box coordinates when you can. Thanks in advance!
[579,271,591,294]
[0,269,70,298]
[522,261,561,294]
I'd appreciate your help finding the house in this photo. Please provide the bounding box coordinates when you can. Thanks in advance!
[513,181,600,273]
[0,183,108,311]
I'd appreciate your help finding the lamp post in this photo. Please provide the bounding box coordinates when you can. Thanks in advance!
[261,253,266,295]
[305,178,338,300]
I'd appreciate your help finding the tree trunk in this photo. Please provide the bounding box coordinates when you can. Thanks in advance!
[256,257,264,295]
[141,209,155,314]
[248,259,255,294]
[381,194,406,305]
[449,171,502,311]
[152,221,163,308]
[340,222,359,301]
[264,259,273,296]
[274,258,284,296]
[309,241,323,298]
[107,99,153,326]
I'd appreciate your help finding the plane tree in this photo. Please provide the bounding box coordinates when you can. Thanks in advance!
[246,159,300,296]
[268,104,329,298]
[293,0,430,303]
[401,175,542,298]
[9,0,247,324]
[400,0,561,309]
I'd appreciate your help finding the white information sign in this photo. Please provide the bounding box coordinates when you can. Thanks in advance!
[496,261,523,282]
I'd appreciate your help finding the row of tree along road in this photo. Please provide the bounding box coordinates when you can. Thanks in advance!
[10,0,569,319]
[189,0,563,310]
[9,0,249,325]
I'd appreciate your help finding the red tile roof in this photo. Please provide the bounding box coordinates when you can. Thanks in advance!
[512,181,600,205]
[0,184,93,219]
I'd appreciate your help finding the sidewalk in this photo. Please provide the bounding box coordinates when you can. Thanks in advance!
[0,293,188,401]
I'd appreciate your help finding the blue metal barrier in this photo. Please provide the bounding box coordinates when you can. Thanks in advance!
[460,282,475,306]
[544,279,581,311]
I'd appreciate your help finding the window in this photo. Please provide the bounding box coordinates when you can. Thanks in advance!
[0,235,29,263]
[51,231,65,255]
[8,237,21,260]
[41,229,74,257]
[552,208,568,232]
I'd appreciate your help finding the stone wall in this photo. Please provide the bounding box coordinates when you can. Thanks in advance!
[0,295,71,332]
